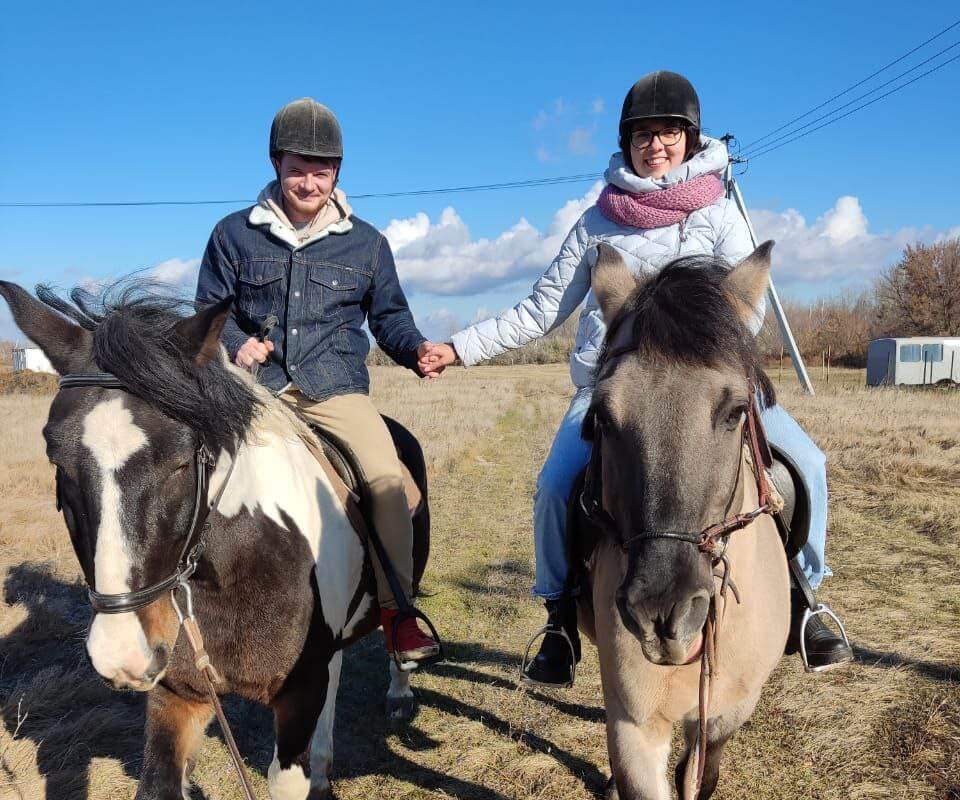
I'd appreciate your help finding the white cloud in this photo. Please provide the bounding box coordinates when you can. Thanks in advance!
[749,195,946,286]
[568,126,596,156]
[150,257,201,288]
[385,182,602,296]
[591,98,605,114]
[387,190,957,301]
[535,145,551,163]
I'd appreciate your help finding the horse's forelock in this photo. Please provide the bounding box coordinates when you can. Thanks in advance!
[599,256,775,406]
[44,281,261,452]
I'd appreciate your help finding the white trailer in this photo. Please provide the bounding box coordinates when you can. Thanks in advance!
[12,346,56,375]
[866,337,960,386]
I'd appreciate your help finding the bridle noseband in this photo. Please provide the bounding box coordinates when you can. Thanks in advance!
[580,395,775,561]
[57,370,256,799]
[57,372,236,615]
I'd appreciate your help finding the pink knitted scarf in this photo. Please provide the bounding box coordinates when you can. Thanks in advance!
[597,173,724,229]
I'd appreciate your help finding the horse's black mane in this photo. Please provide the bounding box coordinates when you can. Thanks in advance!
[599,255,775,407]
[39,280,258,451]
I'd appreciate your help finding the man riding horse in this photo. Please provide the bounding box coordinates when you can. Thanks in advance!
[195,97,441,665]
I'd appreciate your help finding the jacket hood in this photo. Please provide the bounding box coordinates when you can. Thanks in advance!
[604,135,729,194]
[249,181,353,250]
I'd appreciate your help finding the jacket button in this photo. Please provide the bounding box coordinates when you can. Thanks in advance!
[290,365,298,372]
[291,328,298,336]
[331,279,339,286]
[294,290,301,297]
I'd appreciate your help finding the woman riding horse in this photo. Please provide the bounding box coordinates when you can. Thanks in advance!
[424,71,852,684]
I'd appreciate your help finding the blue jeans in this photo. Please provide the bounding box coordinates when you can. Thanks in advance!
[532,389,831,600]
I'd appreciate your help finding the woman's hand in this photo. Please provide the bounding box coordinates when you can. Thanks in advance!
[417,342,458,379]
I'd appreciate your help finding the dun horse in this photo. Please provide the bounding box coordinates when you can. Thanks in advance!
[0,281,430,800]
[573,243,790,800]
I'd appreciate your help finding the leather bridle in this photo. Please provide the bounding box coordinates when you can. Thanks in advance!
[579,387,782,796]
[56,371,256,799]
[58,372,236,615]
[580,394,776,562]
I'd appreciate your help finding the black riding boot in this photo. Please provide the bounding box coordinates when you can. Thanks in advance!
[521,595,581,688]
[787,588,853,671]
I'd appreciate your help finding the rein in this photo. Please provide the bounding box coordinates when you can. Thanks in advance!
[57,372,256,800]
[581,392,782,796]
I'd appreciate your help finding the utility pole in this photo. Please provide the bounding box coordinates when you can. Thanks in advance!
[722,135,816,395]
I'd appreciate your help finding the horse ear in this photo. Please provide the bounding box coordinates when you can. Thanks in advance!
[0,281,92,374]
[172,297,233,368]
[726,241,774,326]
[592,244,637,324]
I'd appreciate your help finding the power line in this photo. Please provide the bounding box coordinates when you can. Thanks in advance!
[746,51,960,160]
[740,16,960,152]
[0,173,602,209]
[738,39,960,158]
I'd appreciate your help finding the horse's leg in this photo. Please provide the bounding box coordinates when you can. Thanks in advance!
[605,706,672,800]
[137,684,213,800]
[675,694,759,800]
[269,649,341,800]
[385,659,416,721]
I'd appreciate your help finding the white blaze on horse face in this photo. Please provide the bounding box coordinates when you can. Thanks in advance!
[81,397,155,685]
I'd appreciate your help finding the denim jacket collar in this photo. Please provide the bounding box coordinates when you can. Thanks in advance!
[249,181,353,250]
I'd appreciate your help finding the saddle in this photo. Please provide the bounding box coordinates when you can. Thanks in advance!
[297,415,425,530]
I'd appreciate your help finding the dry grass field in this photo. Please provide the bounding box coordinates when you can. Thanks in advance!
[1,364,958,800]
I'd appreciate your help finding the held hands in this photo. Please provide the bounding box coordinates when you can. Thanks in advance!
[417,341,458,380]
[235,337,275,370]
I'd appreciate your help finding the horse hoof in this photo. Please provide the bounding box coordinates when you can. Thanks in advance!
[386,695,418,723]
[605,776,620,800]
[307,787,334,800]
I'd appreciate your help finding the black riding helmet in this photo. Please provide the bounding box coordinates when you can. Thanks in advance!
[269,98,343,161]
[618,71,701,168]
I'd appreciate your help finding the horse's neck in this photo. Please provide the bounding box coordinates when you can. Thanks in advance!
[211,432,330,559]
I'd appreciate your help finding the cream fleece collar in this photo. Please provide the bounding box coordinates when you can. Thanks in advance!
[249,181,353,250]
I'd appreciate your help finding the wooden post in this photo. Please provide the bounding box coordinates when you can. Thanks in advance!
[779,346,784,384]
[827,346,831,384]
[821,351,826,383]
[951,350,956,383]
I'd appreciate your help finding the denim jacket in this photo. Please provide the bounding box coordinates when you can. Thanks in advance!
[195,196,425,401]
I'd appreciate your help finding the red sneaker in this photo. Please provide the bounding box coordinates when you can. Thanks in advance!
[381,608,440,664]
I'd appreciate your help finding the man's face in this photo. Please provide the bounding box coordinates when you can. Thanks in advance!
[273,153,338,222]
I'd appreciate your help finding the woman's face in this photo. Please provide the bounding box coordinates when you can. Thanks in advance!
[629,119,687,179]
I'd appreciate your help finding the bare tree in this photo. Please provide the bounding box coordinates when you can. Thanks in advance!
[875,239,960,337]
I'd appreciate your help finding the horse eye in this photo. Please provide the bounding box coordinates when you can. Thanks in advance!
[725,406,748,430]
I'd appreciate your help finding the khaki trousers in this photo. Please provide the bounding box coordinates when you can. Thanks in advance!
[280,390,413,609]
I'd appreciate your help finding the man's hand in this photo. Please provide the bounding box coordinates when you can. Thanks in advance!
[235,337,275,370]
[417,342,458,379]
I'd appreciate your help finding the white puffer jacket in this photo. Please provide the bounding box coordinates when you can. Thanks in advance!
[451,136,761,388]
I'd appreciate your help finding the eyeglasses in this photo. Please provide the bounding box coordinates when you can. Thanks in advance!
[630,127,685,149]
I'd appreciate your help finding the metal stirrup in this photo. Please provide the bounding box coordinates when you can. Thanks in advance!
[520,625,577,688]
[799,604,852,673]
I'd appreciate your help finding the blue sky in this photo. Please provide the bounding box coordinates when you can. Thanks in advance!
[2,0,959,343]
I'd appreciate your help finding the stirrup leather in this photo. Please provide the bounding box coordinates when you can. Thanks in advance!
[519,625,577,688]
[799,604,852,673]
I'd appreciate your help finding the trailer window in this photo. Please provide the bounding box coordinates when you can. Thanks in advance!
[899,344,921,362]
[922,344,943,362]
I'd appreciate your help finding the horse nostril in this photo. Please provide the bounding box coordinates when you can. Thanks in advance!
[145,645,169,682]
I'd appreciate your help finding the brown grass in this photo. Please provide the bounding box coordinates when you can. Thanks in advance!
[1,365,958,799]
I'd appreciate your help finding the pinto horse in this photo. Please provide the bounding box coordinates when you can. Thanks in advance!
[572,244,791,800]
[0,282,429,800]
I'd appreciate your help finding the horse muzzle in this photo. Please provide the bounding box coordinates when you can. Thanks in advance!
[617,588,711,666]
[86,613,171,691]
